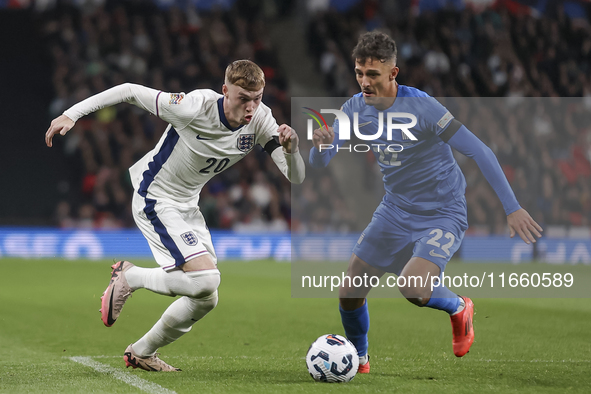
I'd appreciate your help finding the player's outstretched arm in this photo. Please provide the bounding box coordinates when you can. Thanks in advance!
[446,125,543,244]
[45,83,188,146]
[507,208,543,245]
[45,114,75,147]
[271,124,305,184]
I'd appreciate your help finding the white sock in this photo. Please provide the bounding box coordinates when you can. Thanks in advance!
[132,293,218,357]
[359,355,369,365]
[125,267,220,298]
[451,297,465,316]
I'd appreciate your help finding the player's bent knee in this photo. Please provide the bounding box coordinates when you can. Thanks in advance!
[186,269,221,299]
[397,284,419,299]
[161,293,219,332]
[397,276,431,302]
[398,285,430,300]
[192,290,218,313]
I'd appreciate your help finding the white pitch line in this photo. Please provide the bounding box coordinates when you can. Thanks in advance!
[69,356,177,394]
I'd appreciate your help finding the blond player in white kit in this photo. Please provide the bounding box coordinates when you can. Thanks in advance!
[45,60,305,371]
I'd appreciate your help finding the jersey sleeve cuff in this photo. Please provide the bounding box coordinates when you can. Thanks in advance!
[504,204,522,216]
[62,110,79,122]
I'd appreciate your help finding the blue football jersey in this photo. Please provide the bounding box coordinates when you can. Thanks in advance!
[313,85,466,212]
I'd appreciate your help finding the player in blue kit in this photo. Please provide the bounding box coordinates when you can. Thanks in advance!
[309,32,543,372]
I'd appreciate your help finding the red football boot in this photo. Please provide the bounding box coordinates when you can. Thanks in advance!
[358,355,370,373]
[450,297,474,357]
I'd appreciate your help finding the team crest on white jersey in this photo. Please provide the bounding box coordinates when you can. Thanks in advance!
[237,134,255,152]
[181,231,198,246]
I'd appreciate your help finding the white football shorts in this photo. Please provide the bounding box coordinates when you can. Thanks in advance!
[132,191,217,271]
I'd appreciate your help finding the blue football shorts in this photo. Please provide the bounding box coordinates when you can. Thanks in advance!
[352,195,468,275]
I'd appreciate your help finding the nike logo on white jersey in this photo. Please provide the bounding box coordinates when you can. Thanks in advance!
[196,134,212,140]
[429,250,446,259]
[358,121,372,128]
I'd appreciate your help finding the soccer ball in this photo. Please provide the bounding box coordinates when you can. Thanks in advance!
[306,334,359,382]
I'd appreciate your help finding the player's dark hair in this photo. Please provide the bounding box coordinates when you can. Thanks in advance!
[352,31,397,65]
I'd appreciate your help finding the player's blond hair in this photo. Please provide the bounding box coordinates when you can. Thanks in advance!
[225,60,265,91]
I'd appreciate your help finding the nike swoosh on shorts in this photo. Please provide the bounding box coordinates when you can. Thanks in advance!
[429,249,447,259]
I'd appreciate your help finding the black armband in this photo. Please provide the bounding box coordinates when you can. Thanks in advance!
[439,119,463,143]
[264,136,282,155]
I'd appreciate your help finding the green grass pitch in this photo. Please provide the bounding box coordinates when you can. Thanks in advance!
[0,258,590,393]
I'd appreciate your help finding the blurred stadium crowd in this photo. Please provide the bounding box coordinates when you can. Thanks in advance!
[39,0,591,234]
[43,0,293,231]
[306,0,591,234]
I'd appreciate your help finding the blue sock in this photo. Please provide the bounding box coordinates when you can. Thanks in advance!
[425,282,461,314]
[339,301,369,357]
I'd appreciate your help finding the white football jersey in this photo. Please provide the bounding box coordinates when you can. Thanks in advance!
[127,89,280,207]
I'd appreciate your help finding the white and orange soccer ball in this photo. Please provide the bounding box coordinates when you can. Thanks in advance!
[305,334,359,382]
